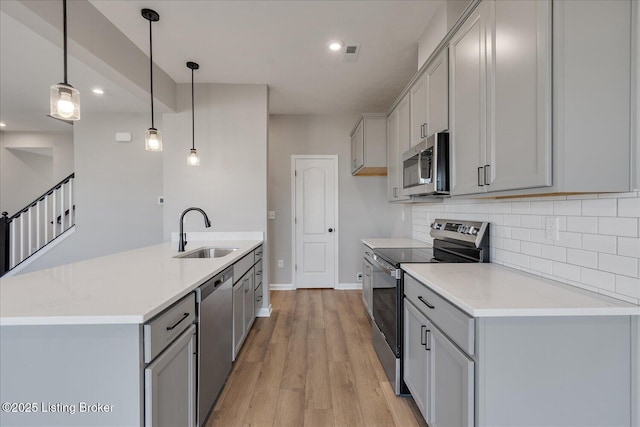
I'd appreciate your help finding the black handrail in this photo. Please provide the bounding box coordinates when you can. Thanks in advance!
[8,173,75,222]
[1,212,9,276]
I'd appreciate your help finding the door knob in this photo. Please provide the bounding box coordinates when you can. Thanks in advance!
[328,228,334,232]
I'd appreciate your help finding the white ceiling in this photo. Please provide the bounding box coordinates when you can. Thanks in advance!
[0,9,148,132]
[90,0,441,115]
[1,1,441,133]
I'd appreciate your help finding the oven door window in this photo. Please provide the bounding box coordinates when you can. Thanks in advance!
[371,264,399,356]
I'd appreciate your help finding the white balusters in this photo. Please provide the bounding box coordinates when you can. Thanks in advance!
[4,175,75,271]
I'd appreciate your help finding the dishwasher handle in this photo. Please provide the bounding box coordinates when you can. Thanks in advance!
[199,267,233,300]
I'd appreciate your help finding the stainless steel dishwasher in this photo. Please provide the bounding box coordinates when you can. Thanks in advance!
[196,266,233,427]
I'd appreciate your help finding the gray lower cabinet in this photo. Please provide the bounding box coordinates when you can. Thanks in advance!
[362,258,373,318]
[404,273,634,427]
[144,324,197,427]
[404,299,474,427]
[233,245,262,359]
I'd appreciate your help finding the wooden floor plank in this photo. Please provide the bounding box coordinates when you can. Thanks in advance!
[211,289,425,427]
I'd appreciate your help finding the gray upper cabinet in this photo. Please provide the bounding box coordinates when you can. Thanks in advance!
[411,49,449,148]
[350,114,387,176]
[450,0,552,196]
[387,95,411,201]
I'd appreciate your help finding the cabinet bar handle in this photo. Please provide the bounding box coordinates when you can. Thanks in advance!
[418,296,435,309]
[256,271,262,276]
[420,325,427,345]
[477,167,484,186]
[166,313,189,331]
[393,187,398,198]
[484,164,490,186]
[425,329,431,351]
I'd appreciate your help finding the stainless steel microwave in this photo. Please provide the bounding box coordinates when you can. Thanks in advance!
[401,132,449,197]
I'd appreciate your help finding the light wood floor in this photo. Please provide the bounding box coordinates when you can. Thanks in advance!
[209,289,427,427]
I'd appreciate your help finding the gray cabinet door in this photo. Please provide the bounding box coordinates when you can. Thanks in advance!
[449,2,488,196]
[487,0,551,192]
[403,300,430,421]
[429,326,474,427]
[351,119,364,173]
[243,270,255,331]
[426,49,448,136]
[233,280,245,358]
[387,109,400,201]
[362,258,373,318]
[410,75,427,147]
[144,325,196,427]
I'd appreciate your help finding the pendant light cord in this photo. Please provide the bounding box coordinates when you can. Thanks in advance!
[149,19,155,129]
[63,0,68,84]
[191,67,195,150]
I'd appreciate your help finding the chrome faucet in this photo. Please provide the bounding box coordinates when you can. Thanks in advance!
[178,207,211,252]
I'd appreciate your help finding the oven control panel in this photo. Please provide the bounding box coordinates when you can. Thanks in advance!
[430,219,488,247]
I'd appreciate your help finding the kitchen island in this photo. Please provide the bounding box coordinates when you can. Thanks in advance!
[0,239,262,427]
[402,263,640,427]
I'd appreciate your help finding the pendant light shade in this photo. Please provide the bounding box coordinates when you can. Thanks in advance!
[186,61,200,166]
[142,8,162,151]
[50,0,80,121]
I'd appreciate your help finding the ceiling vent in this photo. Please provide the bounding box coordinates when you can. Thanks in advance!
[342,45,360,63]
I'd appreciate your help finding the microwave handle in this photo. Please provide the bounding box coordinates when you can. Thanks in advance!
[417,150,423,183]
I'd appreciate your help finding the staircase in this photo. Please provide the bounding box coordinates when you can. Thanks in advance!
[1,173,75,277]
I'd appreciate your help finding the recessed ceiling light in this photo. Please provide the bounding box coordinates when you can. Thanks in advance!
[0,123,6,128]
[92,88,104,95]
[329,40,344,52]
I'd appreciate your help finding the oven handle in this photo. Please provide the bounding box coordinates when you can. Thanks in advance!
[372,254,399,278]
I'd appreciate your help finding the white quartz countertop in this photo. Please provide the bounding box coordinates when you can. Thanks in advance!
[361,238,431,249]
[0,240,262,326]
[402,263,640,317]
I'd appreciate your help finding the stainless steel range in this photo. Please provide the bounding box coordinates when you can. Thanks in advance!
[365,219,490,395]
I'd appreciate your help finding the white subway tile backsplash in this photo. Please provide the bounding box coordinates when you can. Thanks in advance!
[413,192,640,304]
[618,237,640,258]
[553,262,581,282]
[581,199,617,217]
[582,234,617,254]
[503,239,521,252]
[598,217,638,237]
[541,244,567,262]
[512,202,531,214]
[530,200,554,215]
[580,268,615,291]
[530,256,553,274]
[599,253,638,277]
[618,198,640,217]
[511,227,531,241]
[556,231,582,249]
[615,275,640,299]
[553,200,581,216]
[521,241,542,257]
[520,215,543,229]
[566,216,598,234]
[567,248,598,268]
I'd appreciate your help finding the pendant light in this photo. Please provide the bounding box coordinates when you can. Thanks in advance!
[141,8,162,151]
[50,0,80,121]
[186,61,200,166]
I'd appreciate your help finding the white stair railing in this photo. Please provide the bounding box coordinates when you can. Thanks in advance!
[1,173,75,275]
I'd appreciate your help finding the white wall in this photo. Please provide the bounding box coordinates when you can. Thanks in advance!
[21,113,164,272]
[0,130,73,215]
[413,193,640,305]
[268,114,410,286]
[417,0,470,69]
[162,83,268,237]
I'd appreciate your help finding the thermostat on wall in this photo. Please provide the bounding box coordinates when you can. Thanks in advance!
[115,132,132,142]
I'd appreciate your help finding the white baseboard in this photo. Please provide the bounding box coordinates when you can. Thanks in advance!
[257,305,272,317]
[271,283,363,290]
[336,282,362,290]
[270,283,295,291]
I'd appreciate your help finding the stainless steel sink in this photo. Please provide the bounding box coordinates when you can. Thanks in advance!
[174,247,239,259]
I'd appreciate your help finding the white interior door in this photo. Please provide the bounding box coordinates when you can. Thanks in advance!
[293,156,338,288]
